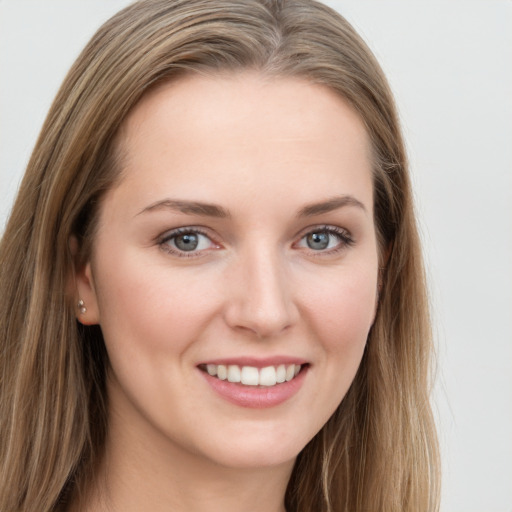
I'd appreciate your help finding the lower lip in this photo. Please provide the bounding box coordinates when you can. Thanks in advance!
[200,367,308,408]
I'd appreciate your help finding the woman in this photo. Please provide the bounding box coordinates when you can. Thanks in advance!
[0,1,440,510]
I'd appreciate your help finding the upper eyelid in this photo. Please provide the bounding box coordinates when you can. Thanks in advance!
[158,225,215,241]
[158,226,218,246]
[158,227,220,258]
[294,225,355,252]
[294,224,353,240]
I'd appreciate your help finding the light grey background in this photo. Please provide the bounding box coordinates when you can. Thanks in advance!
[1,1,511,511]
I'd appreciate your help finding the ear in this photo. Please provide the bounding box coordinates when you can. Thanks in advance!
[69,235,100,325]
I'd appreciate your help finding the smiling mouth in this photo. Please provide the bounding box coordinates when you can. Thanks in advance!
[199,363,304,387]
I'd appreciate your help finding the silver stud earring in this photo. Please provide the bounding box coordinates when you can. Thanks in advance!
[77,299,87,314]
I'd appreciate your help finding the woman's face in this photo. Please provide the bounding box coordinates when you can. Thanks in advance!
[77,73,379,470]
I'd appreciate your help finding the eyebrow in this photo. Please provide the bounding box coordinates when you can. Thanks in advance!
[297,195,367,217]
[137,199,231,218]
[137,194,366,219]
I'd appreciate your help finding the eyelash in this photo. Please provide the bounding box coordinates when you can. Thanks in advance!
[158,225,354,258]
[295,225,355,256]
[159,227,217,258]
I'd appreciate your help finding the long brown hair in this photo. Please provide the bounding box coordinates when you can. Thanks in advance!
[0,1,440,510]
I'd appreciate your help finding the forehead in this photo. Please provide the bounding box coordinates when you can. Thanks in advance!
[122,71,370,154]
[111,72,373,217]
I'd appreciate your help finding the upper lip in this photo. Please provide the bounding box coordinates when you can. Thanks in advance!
[197,356,308,368]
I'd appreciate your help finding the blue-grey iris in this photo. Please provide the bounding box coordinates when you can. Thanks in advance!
[307,232,329,250]
[175,233,199,251]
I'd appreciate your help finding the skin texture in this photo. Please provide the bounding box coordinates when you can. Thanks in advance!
[75,72,379,512]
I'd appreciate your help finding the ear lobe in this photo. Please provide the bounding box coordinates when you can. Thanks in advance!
[69,235,100,325]
[75,262,100,325]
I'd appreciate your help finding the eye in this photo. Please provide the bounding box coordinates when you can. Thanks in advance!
[296,226,353,253]
[159,228,218,256]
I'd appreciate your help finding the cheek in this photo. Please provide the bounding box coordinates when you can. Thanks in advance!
[300,265,378,355]
[92,252,219,360]
[290,265,377,434]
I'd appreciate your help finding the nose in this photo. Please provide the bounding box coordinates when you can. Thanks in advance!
[223,246,299,339]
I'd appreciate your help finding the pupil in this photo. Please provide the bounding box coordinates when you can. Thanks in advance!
[175,233,198,251]
[307,232,329,250]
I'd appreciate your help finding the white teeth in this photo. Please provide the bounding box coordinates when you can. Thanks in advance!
[241,366,259,386]
[276,364,286,383]
[217,364,227,380]
[259,366,277,386]
[227,365,241,383]
[205,363,303,386]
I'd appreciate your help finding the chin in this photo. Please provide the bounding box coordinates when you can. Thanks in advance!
[195,426,313,470]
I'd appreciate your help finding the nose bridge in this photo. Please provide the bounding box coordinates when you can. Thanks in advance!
[225,240,297,337]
